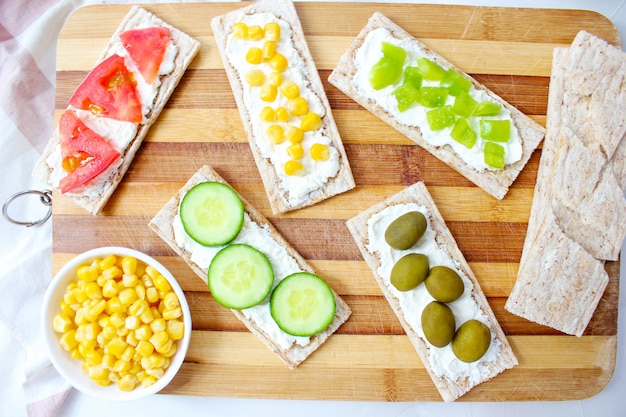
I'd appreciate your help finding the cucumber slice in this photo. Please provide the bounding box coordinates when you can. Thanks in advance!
[270,272,336,337]
[180,182,244,246]
[208,244,274,310]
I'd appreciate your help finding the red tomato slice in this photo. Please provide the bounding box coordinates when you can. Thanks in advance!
[58,110,121,194]
[120,27,171,84]
[69,54,143,123]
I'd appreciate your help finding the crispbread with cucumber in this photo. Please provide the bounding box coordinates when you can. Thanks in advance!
[34,6,200,215]
[211,0,355,214]
[328,12,544,200]
[148,165,351,369]
[346,182,517,401]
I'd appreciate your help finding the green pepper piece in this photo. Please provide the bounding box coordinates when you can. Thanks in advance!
[417,87,449,108]
[369,57,403,90]
[473,101,502,116]
[426,106,455,131]
[484,142,505,169]
[452,92,477,118]
[450,117,477,148]
[381,41,407,65]
[416,57,446,81]
[403,66,422,89]
[480,119,510,142]
[440,69,471,96]
[393,82,419,112]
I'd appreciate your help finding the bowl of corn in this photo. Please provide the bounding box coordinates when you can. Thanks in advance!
[41,246,191,400]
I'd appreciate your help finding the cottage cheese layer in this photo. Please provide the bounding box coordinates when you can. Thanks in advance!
[225,12,340,206]
[353,27,523,172]
[366,203,501,383]
[173,209,312,356]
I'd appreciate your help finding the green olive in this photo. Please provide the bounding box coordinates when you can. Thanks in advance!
[389,253,429,291]
[425,266,465,303]
[390,253,429,291]
[421,301,455,347]
[384,211,427,250]
[451,319,491,363]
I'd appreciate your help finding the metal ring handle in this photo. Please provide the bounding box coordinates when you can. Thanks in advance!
[2,189,52,227]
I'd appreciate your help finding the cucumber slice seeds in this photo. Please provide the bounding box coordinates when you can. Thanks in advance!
[180,182,244,246]
[270,272,336,337]
[208,244,274,310]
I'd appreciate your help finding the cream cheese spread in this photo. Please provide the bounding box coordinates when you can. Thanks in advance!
[353,28,523,172]
[224,12,340,206]
[172,207,312,356]
[366,203,501,383]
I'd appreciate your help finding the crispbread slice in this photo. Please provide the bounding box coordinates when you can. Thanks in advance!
[346,182,517,402]
[211,0,355,214]
[34,6,200,215]
[506,31,625,336]
[148,165,351,369]
[329,12,545,200]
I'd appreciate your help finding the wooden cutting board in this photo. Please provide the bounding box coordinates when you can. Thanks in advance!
[51,2,621,402]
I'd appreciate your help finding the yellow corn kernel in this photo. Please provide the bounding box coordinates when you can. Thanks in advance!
[163,292,180,311]
[129,361,142,376]
[102,279,117,298]
[146,368,165,380]
[162,307,182,321]
[120,346,135,362]
[161,341,178,358]
[101,324,116,340]
[88,364,109,381]
[311,143,331,161]
[102,265,122,281]
[59,301,74,318]
[63,289,76,305]
[72,288,88,304]
[232,22,248,39]
[122,273,138,288]
[262,40,276,60]
[247,25,264,40]
[259,106,275,122]
[105,297,126,314]
[135,324,153,341]
[288,97,308,116]
[246,69,265,87]
[145,287,159,304]
[77,265,98,282]
[280,81,300,99]
[117,374,137,392]
[266,124,284,144]
[121,256,137,275]
[84,349,103,366]
[139,307,155,324]
[150,318,167,333]
[135,283,146,301]
[246,47,263,65]
[118,287,137,305]
[99,255,117,271]
[264,22,280,41]
[150,331,170,351]
[143,353,166,370]
[142,273,154,288]
[260,84,277,102]
[150,306,162,320]
[70,348,83,360]
[101,353,115,370]
[113,359,131,373]
[53,313,73,334]
[166,319,184,341]
[145,265,159,281]
[268,70,282,87]
[287,143,304,160]
[275,107,289,122]
[136,340,155,357]
[107,336,128,357]
[284,160,304,176]
[73,307,87,326]
[141,375,157,388]
[125,315,140,330]
[86,299,106,322]
[83,322,101,341]
[301,112,322,132]
[95,378,113,387]
[109,312,125,328]
[153,274,171,293]
[128,299,148,316]
[285,126,304,143]
[269,53,288,72]
[60,330,78,351]
[126,331,139,347]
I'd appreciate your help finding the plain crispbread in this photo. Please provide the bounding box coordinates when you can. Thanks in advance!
[148,165,351,369]
[211,0,355,214]
[346,182,517,401]
[34,6,200,215]
[505,31,626,336]
[329,12,544,200]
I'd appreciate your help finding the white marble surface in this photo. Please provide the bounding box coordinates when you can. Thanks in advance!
[2,1,625,416]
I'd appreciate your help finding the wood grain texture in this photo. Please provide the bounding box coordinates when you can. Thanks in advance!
[52,2,621,401]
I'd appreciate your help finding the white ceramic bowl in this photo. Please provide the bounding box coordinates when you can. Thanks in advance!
[41,246,191,400]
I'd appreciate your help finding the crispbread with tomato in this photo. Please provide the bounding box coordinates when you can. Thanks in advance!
[34,6,200,215]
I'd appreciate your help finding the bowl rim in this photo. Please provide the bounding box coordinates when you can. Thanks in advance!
[41,246,191,401]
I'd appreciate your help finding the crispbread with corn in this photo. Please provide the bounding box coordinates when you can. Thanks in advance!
[148,165,352,369]
[211,0,355,214]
